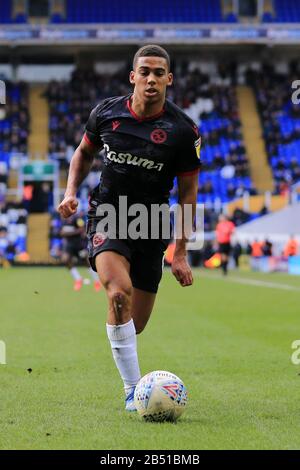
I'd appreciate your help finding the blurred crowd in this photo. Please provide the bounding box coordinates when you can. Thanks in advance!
[0,199,28,263]
[248,62,300,194]
[0,80,29,155]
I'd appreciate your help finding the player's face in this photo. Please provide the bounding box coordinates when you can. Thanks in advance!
[130,56,173,104]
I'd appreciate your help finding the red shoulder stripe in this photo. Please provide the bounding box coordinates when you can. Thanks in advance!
[83,132,98,148]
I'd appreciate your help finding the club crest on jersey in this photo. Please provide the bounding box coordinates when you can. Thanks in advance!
[194,136,201,159]
[93,233,106,248]
[112,121,120,131]
[150,129,167,144]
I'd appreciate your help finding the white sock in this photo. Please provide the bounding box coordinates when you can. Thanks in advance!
[88,267,99,281]
[106,319,141,394]
[70,267,82,281]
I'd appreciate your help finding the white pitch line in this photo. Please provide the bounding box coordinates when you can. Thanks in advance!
[196,271,300,292]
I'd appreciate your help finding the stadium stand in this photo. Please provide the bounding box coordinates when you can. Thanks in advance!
[0,0,236,24]
[248,64,300,195]
[269,0,300,23]
[185,70,253,205]
[60,0,223,24]
[0,1,12,24]
[171,64,254,204]
[45,68,131,166]
[236,85,273,193]
[3,0,300,25]
[0,199,28,262]
[0,80,30,262]
[0,80,30,157]
[0,0,226,25]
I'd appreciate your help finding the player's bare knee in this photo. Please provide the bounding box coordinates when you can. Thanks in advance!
[110,288,131,323]
[111,292,126,322]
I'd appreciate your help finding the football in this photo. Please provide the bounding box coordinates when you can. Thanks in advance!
[134,370,188,422]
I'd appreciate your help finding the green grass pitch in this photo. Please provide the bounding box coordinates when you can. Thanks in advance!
[1,267,300,450]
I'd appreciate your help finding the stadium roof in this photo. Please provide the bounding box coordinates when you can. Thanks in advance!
[235,204,300,243]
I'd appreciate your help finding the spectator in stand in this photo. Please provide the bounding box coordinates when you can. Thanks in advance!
[262,239,273,257]
[246,241,252,256]
[213,153,225,169]
[259,205,269,216]
[220,162,235,179]
[227,183,236,199]
[251,240,263,258]
[283,236,299,257]
[232,207,250,226]
[235,184,246,198]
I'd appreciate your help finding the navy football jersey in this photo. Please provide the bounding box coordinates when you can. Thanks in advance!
[61,215,85,242]
[84,94,201,204]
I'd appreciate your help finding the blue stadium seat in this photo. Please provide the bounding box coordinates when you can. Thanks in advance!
[262,12,274,23]
[224,12,238,23]
[51,13,64,23]
[62,0,223,23]
[0,1,12,23]
[14,13,27,24]
[273,0,300,22]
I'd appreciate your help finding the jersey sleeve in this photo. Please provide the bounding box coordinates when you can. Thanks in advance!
[175,122,201,176]
[84,103,104,149]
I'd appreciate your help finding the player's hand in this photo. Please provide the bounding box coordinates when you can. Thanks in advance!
[171,255,193,287]
[57,195,78,219]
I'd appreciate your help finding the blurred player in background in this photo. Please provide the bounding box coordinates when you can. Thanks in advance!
[58,44,200,411]
[215,214,235,275]
[283,236,298,257]
[61,213,101,291]
[232,241,242,269]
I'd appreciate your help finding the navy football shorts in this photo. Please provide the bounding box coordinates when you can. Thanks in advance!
[64,240,84,258]
[86,206,170,294]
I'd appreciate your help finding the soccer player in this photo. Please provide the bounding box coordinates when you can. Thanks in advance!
[215,214,235,275]
[60,213,101,291]
[58,45,201,411]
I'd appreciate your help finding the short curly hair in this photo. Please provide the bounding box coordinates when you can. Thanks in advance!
[133,44,170,71]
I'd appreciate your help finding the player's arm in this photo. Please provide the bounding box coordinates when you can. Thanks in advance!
[172,172,199,287]
[58,137,101,219]
[60,226,84,238]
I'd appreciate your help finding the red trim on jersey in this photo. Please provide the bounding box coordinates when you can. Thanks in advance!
[126,97,165,122]
[83,132,97,148]
[176,168,200,177]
